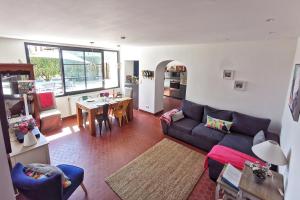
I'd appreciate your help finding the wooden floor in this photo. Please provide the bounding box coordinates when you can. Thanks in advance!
[18,109,215,200]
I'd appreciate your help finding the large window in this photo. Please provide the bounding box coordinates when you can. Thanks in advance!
[25,43,119,96]
[27,45,63,95]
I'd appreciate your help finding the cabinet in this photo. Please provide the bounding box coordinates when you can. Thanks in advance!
[9,133,50,167]
[125,83,139,109]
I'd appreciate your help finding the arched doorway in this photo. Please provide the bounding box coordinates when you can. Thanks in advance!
[155,60,187,113]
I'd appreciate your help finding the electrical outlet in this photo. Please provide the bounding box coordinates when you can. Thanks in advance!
[145,105,150,109]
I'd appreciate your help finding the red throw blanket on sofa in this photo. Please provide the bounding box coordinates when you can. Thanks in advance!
[160,109,179,125]
[204,145,265,170]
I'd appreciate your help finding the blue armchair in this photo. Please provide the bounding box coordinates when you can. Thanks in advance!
[11,163,87,200]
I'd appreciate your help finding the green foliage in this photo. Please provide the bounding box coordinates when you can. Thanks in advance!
[30,57,60,81]
[30,57,101,82]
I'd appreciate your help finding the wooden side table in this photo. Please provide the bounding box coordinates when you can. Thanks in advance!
[215,165,284,200]
[215,167,239,200]
[238,165,284,200]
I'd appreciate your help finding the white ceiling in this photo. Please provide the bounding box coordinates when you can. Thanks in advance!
[0,0,300,46]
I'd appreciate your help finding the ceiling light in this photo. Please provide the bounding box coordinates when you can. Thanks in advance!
[117,44,121,47]
[268,31,276,35]
[120,36,126,40]
[266,18,275,23]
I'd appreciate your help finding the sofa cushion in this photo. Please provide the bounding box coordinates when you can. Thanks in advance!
[172,110,184,122]
[218,133,255,157]
[170,118,199,135]
[231,112,271,136]
[202,106,233,124]
[253,130,266,146]
[205,115,233,133]
[182,100,204,122]
[192,124,225,145]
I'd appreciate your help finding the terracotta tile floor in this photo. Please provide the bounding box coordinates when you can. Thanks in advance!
[18,110,215,200]
[163,96,182,112]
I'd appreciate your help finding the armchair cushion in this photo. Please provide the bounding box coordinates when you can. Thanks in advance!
[40,109,61,119]
[24,163,71,188]
[12,163,85,200]
[37,92,56,111]
[12,163,63,200]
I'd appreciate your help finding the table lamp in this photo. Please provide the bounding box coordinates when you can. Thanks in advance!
[252,140,287,196]
[17,80,35,116]
[252,140,288,167]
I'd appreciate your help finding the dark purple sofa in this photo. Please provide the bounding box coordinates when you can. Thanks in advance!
[161,100,279,181]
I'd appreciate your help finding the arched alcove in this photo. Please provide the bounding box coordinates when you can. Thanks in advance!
[155,60,187,113]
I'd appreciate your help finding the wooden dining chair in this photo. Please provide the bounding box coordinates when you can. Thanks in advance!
[121,100,130,123]
[113,100,130,127]
[95,104,111,135]
[78,96,91,127]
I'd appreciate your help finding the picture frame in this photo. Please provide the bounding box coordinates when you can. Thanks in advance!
[223,70,234,80]
[234,80,247,91]
[288,64,300,121]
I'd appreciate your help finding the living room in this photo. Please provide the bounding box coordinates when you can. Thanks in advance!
[1,1,300,200]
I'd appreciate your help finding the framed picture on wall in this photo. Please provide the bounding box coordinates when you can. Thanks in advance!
[234,80,247,91]
[223,70,234,80]
[288,64,300,121]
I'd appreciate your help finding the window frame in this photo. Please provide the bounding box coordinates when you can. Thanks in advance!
[24,42,120,97]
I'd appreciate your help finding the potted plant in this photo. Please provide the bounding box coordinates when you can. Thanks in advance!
[250,162,268,184]
[18,118,37,147]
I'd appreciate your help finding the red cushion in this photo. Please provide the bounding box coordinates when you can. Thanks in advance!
[38,92,54,109]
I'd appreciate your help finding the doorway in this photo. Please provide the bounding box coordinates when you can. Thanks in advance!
[124,60,139,109]
[155,60,187,113]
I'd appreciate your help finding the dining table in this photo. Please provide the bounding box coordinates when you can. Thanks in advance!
[76,97,133,136]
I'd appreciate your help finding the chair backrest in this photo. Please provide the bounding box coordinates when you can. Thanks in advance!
[100,92,109,97]
[11,163,63,200]
[121,100,130,112]
[36,92,57,112]
[102,104,110,118]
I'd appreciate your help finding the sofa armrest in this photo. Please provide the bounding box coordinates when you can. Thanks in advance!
[160,119,169,134]
[265,131,280,144]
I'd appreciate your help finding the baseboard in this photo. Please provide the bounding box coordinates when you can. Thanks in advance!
[62,115,77,120]
[138,109,163,116]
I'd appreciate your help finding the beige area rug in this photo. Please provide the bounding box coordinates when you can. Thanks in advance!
[105,138,205,200]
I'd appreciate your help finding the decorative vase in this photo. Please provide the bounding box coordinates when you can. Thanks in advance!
[23,131,38,147]
[253,171,266,184]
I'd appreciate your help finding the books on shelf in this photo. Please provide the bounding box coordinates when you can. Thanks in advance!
[221,164,242,190]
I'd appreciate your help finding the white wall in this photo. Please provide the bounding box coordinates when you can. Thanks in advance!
[279,37,300,200]
[0,123,15,200]
[0,37,26,63]
[122,39,296,132]
[124,61,134,76]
